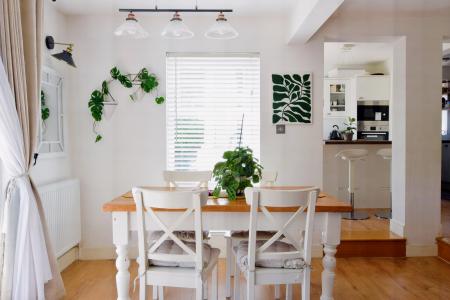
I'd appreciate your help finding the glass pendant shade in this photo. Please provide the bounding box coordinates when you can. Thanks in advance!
[205,12,238,40]
[161,12,194,39]
[114,12,149,39]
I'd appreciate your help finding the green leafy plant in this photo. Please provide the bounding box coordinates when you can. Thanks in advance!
[341,116,356,134]
[212,115,262,200]
[88,66,164,142]
[41,90,50,121]
[272,73,311,124]
[212,147,262,200]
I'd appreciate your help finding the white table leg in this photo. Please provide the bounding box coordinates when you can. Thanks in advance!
[320,213,341,300]
[113,212,130,300]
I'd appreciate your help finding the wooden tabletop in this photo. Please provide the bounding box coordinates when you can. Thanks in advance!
[102,186,352,213]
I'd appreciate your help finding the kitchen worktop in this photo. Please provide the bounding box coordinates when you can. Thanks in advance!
[324,140,392,145]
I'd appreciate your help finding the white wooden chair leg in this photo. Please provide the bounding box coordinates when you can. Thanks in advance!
[212,265,218,300]
[203,279,208,300]
[302,268,311,300]
[152,286,158,300]
[226,237,232,298]
[139,277,146,300]
[158,286,164,300]
[246,271,255,300]
[274,285,280,299]
[285,284,292,300]
[234,262,240,300]
[196,276,203,300]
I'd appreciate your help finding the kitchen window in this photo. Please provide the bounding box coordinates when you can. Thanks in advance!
[166,53,260,171]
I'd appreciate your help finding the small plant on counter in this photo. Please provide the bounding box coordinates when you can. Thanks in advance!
[341,116,356,141]
[88,66,165,142]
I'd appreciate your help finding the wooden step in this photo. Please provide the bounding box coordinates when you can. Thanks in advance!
[437,237,450,263]
[337,238,406,257]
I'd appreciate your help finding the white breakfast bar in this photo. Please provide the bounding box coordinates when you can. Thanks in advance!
[102,186,352,300]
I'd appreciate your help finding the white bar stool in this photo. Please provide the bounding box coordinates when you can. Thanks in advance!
[375,148,392,219]
[336,149,369,220]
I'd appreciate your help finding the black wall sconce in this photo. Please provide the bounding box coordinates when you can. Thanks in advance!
[45,35,76,68]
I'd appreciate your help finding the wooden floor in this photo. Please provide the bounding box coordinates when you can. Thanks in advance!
[341,209,400,240]
[62,257,450,300]
[442,199,450,237]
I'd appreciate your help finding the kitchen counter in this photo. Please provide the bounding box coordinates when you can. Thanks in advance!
[324,140,392,145]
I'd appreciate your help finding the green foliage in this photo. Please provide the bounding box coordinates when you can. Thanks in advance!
[272,73,312,124]
[40,90,50,121]
[341,116,356,134]
[212,147,262,200]
[88,66,165,142]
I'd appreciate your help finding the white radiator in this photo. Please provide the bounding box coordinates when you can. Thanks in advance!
[38,178,81,258]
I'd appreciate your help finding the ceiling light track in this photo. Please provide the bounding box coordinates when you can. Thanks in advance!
[118,8,233,13]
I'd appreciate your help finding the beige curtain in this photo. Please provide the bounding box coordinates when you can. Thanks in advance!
[0,0,65,298]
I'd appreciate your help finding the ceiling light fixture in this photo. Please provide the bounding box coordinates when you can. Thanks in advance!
[117,2,236,40]
[161,11,194,39]
[114,11,149,39]
[205,12,238,40]
[45,35,77,68]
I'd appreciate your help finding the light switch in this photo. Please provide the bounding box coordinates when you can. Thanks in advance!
[276,124,285,134]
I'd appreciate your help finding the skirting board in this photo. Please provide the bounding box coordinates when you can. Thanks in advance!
[57,246,79,272]
[390,218,405,237]
[406,244,438,257]
[79,245,325,260]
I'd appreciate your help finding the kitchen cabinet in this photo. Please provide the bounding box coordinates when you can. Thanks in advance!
[324,78,352,117]
[355,75,390,101]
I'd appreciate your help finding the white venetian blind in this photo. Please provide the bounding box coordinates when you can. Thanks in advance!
[166,53,260,171]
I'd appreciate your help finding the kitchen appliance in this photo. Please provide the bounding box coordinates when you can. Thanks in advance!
[357,121,389,140]
[329,125,343,140]
[357,100,390,140]
[357,100,389,121]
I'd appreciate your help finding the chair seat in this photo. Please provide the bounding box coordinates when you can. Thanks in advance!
[149,230,209,243]
[149,240,218,268]
[336,149,368,160]
[146,247,220,288]
[226,230,282,241]
[234,240,305,272]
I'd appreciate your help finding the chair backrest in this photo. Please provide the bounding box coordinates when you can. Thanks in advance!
[132,187,209,271]
[163,171,212,188]
[244,187,319,270]
[260,170,278,187]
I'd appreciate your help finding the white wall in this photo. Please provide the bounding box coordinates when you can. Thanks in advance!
[62,2,449,256]
[30,1,72,186]
[65,14,324,255]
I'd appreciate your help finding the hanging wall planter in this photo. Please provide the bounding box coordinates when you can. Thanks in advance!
[88,66,164,142]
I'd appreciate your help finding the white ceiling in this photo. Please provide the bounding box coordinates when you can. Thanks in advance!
[51,0,298,16]
[324,42,393,73]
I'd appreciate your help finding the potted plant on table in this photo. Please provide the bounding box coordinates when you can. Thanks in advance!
[212,115,262,200]
[341,116,356,141]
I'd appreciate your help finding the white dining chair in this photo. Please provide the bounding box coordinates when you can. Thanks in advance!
[233,187,319,300]
[225,171,281,299]
[133,187,220,300]
[163,170,212,188]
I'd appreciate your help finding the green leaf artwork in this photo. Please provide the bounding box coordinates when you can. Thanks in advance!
[272,73,312,124]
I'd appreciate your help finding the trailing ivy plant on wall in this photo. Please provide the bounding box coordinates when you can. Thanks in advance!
[272,73,312,124]
[41,90,49,133]
[88,66,165,142]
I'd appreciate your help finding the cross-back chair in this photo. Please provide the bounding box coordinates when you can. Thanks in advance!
[163,171,212,188]
[233,187,319,300]
[133,187,220,300]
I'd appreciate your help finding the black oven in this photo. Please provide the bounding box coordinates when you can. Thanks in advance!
[357,100,389,121]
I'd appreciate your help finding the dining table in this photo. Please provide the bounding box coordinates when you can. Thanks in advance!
[102,186,352,300]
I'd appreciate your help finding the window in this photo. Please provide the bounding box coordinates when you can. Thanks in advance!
[166,53,260,171]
